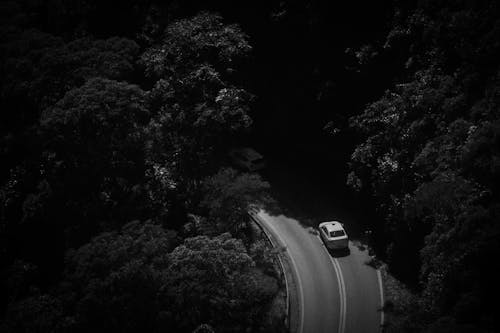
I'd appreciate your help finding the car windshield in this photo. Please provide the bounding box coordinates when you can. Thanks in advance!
[329,230,345,237]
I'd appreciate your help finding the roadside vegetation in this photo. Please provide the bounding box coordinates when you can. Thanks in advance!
[0,3,278,332]
[347,1,500,331]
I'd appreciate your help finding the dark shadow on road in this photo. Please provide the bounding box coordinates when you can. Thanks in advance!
[326,247,351,258]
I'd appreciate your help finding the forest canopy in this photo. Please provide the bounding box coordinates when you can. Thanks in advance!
[1,2,278,332]
[1,0,499,332]
[346,0,500,331]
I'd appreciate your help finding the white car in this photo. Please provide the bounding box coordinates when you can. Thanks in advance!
[228,148,265,172]
[319,221,349,250]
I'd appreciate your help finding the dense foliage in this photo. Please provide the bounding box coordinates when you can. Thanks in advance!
[1,0,499,332]
[0,2,278,332]
[347,0,500,331]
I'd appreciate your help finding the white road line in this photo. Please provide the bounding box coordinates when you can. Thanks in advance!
[330,248,344,333]
[377,269,385,330]
[334,258,347,333]
[315,235,347,333]
[258,214,305,333]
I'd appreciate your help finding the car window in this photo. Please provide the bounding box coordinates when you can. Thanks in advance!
[321,227,329,235]
[329,230,345,237]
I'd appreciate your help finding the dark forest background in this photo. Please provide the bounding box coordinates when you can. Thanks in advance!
[1,0,500,332]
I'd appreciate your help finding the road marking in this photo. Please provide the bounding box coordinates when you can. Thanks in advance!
[377,269,385,330]
[315,235,347,333]
[332,256,347,333]
[256,213,305,333]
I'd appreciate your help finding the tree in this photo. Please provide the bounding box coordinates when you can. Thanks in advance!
[141,13,253,186]
[1,31,139,133]
[1,295,67,333]
[164,233,278,332]
[141,12,251,80]
[38,77,151,242]
[50,228,276,333]
[59,221,178,332]
[201,168,270,234]
[346,0,500,330]
[0,6,280,333]
[145,82,253,185]
[32,37,140,107]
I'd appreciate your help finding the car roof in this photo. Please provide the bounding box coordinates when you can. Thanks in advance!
[319,221,344,232]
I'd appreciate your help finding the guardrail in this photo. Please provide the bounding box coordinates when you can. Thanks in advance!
[249,210,291,332]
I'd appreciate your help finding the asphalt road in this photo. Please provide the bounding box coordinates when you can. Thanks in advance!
[256,210,382,333]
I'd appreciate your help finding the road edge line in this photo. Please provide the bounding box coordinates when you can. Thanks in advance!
[377,269,385,331]
[250,211,305,333]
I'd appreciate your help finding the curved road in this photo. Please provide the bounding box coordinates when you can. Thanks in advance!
[255,210,382,333]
